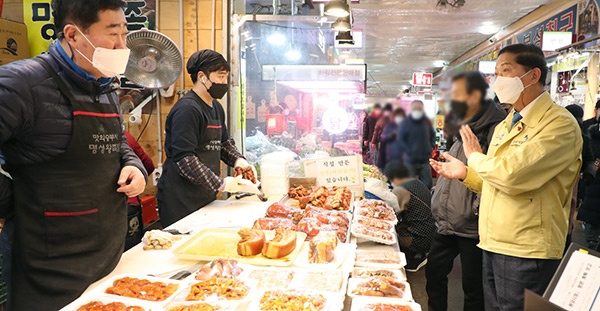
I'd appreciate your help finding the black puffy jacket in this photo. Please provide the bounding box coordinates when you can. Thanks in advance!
[0,42,146,218]
[431,100,506,238]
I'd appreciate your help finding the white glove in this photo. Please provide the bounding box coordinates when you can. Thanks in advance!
[234,158,258,184]
[222,175,261,194]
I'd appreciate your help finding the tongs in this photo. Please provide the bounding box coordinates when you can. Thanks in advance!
[235,191,268,201]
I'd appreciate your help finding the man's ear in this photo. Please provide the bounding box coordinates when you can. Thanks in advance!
[531,67,542,85]
[62,24,78,45]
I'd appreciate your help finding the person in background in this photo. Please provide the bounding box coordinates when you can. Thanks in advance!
[565,105,596,250]
[582,100,600,131]
[381,108,407,170]
[494,95,513,114]
[373,103,394,170]
[157,50,258,228]
[0,155,11,310]
[362,103,382,164]
[430,44,582,310]
[427,72,505,311]
[0,0,148,309]
[399,100,436,188]
[384,161,435,272]
[578,121,600,250]
[123,131,155,250]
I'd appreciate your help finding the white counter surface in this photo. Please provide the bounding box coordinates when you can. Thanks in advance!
[72,197,402,310]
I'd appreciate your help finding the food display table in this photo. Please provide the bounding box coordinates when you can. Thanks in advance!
[64,196,413,311]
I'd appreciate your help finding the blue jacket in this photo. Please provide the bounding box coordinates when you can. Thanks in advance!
[381,121,404,163]
[398,117,436,164]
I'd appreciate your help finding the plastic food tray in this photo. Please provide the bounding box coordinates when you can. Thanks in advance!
[352,215,396,232]
[163,301,229,311]
[351,268,407,282]
[169,278,257,308]
[240,267,296,290]
[248,289,345,311]
[351,224,398,245]
[293,241,356,270]
[288,269,349,294]
[353,201,398,225]
[355,250,407,270]
[89,273,186,308]
[347,278,413,301]
[60,293,158,311]
[350,296,422,311]
[171,228,306,267]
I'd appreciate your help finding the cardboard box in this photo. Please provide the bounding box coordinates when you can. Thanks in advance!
[0,18,29,66]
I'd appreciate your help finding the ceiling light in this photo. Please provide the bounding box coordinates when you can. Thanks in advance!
[479,25,499,35]
[267,33,286,46]
[325,0,350,18]
[336,31,353,41]
[332,16,351,32]
[433,60,447,67]
[285,49,302,61]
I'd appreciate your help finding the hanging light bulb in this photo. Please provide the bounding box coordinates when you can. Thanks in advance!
[325,0,350,17]
[332,15,351,32]
[336,31,354,45]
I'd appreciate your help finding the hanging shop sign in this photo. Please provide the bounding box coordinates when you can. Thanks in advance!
[262,65,367,82]
[23,0,155,57]
[322,106,350,135]
[557,71,572,94]
[515,5,577,48]
[542,31,574,51]
[577,0,600,47]
[412,72,433,87]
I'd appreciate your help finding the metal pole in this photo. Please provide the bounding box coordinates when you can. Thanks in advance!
[178,0,185,94]
[212,0,216,49]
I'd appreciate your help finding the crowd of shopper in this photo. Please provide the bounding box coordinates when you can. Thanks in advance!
[363,44,596,311]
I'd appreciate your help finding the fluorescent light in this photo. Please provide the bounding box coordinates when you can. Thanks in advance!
[285,49,302,61]
[267,33,286,46]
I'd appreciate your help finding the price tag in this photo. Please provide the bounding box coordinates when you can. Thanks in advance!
[313,155,363,195]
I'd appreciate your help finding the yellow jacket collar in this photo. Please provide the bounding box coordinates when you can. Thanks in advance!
[519,92,552,129]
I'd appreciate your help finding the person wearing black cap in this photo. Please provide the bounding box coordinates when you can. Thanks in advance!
[157,49,258,227]
[583,100,600,132]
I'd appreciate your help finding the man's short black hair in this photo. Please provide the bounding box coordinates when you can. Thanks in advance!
[383,103,393,112]
[498,44,548,86]
[52,0,127,35]
[190,63,231,84]
[565,104,584,123]
[384,161,410,181]
[452,71,489,101]
[595,99,600,109]
[373,103,382,110]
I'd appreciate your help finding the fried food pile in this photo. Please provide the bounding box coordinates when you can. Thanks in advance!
[259,291,326,311]
[76,301,145,311]
[186,278,249,301]
[233,166,257,184]
[352,277,407,298]
[105,277,179,301]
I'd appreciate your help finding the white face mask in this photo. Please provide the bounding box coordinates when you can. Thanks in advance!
[74,27,130,78]
[411,111,424,120]
[394,116,404,124]
[492,70,533,104]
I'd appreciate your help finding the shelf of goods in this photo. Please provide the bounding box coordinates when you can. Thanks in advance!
[62,187,421,311]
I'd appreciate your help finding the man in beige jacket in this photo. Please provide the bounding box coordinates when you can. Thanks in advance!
[430,44,582,311]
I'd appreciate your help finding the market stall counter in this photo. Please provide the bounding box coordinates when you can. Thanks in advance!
[62,194,418,311]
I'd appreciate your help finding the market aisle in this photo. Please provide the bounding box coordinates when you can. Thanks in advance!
[408,221,588,311]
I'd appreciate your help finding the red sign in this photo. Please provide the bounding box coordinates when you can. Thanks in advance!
[412,72,433,87]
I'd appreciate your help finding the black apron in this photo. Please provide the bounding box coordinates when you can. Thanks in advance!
[158,94,222,227]
[9,59,127,311]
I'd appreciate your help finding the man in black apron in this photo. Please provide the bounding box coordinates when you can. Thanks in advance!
[0,1,147,309]
[158,50,258,227]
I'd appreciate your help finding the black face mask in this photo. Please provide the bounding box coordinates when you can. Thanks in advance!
[203,78,229,99]
[450,100,469,120]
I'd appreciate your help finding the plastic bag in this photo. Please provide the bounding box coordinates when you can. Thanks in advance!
[363,178,401,213]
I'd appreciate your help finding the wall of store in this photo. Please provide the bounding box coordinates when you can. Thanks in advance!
[1,0,226,196]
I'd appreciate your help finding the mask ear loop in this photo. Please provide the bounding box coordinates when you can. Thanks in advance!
[520,69,535,89]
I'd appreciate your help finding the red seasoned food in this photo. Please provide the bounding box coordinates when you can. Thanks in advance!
[105,277,179,301]
[265,203,304,222]
[253,217,296,230]
[356,216,394,231]
[76,301,146,311]
[233,166,257,184]
[296,218,347,242]
[305,206,350,224]
[364,304,414,311]
[288,185,310,199]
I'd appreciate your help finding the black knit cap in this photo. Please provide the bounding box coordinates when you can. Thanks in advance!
[186,49,227,77]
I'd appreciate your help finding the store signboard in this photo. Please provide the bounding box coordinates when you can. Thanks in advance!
[542,31,573,51]
[262,65,367,82]
[412,72,433,87]
[515,5,577,48]
[313,155,364,195]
